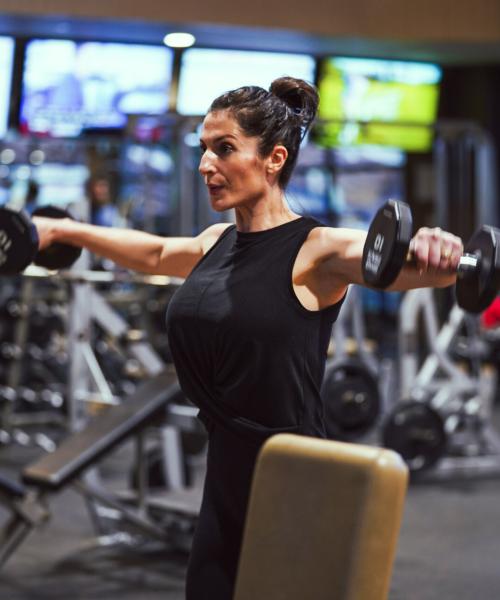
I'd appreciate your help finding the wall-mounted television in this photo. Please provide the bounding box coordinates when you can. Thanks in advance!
[19,39,174,137]
[0,36,15,138]
[177,48,316,116]
[316,57,442,152]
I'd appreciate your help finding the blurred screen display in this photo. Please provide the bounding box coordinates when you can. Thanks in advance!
[0,37,15,138]
[317,57,442,151]
[7,163,89,208]
[177,48,316,115]
[20,39,174,136]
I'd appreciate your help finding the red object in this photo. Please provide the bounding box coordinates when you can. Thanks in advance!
[481,297,500,328]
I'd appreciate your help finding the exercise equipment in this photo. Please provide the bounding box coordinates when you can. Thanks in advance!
[23,264,183,286]
[362,200,413,289]
[0,368,206,567]
[322,357,380,438]
[129,425,207,493]
[31,206,82,270]
[0,208,38,275]
[384,287,500,477]
[0,205,81,275]
[382,401,447,472]
[234,434,408,600]
[362,199,500,313]
[455,227,500,313]
[0,473,49,567]
[322,286,384,440]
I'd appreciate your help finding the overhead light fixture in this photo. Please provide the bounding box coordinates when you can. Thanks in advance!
[163,33,195,48]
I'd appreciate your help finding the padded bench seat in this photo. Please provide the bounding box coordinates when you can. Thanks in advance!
[235,434,409,600]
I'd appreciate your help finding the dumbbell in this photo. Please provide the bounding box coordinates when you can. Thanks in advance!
[0,205,82,275]
[362,199,500,313]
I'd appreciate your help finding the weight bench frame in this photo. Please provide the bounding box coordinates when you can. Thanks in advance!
[0,368,197,567]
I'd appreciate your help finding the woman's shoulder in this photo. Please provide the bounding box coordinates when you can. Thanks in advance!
[198,222,235,255]
[301,224,366,264]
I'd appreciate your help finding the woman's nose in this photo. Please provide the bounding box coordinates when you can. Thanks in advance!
[199,151,216,176]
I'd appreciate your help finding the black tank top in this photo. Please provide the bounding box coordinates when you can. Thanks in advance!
[165,217,345,443]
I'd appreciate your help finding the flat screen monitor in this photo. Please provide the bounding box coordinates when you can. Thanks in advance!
[177,48,316,116]
[8,163,89,208]
[0,37,15,138]
[316,57,442,152]
[19,39,174,137]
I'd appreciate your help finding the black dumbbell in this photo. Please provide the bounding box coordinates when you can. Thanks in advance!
[0,208,38,274]
[32,206,82,270]
[362,199,500,313]
[0,205,82,275]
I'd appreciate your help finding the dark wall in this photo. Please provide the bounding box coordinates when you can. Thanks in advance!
[2,0,500,43]
[438,66,500,236]
[440,65,500,129]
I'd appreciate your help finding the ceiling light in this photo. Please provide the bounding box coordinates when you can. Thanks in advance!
[163,33,195,48]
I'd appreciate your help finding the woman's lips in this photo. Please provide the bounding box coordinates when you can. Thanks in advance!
[208,184,224,195]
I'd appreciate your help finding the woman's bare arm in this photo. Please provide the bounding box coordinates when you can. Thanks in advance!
[33,217,232,278]
[295,226,462,310]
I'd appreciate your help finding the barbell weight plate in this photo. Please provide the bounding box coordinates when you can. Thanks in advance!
[322,358,381,438]
[456,226,500,314]
[362,199,413,288]
[32,206,82,270]
[0,207,39,275]
[382,401,447,473]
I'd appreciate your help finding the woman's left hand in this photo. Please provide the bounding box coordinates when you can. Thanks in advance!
[409,227,464,273]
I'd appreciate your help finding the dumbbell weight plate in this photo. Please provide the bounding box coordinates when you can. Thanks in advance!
[362,199,413,288]
[456,226,500,313]
[322,357,381,439]
[32,206,82,270]
[0,207,39,275]
[382,401,447,473]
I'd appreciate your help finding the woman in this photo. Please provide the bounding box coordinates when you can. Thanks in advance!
[34,77,462,599]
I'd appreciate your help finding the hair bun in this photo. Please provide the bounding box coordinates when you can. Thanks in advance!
[269,77,319,133]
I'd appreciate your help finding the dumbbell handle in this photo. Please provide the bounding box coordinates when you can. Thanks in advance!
[406,238,500,300]
[405,249,479,275]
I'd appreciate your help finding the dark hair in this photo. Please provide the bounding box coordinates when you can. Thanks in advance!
[209,76,319,189]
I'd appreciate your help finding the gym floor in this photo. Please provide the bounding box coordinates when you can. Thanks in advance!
[1,433,500,600]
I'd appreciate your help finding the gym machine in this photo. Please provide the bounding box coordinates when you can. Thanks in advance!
[384,288,500,477]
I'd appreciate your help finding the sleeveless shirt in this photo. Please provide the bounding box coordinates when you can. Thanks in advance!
[165,216,345,442]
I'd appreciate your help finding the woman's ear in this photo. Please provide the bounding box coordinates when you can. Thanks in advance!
[266,144,288,176]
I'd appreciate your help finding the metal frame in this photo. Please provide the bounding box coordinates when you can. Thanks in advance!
[398,288,500,478]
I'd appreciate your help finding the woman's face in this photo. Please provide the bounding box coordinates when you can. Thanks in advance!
[198,110,271,212]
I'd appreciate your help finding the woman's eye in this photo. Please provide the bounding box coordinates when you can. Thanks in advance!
[219,143,233,155]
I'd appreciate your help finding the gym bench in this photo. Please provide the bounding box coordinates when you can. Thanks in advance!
[0,367,195,567]
[235,434,409,600]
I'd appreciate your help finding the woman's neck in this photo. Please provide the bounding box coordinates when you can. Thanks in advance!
[234,193,300,233]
